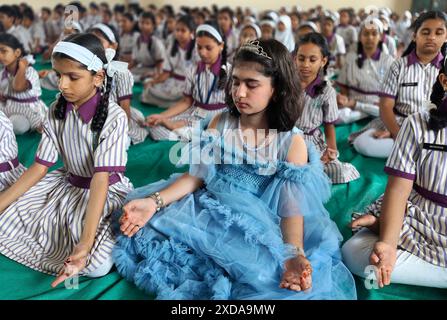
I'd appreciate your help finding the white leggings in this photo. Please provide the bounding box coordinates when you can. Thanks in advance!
[9,114,31,135]
[353,128,394,159]
[342,229,447,289]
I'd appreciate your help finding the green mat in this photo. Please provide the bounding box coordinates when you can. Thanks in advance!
[0,56,445,300]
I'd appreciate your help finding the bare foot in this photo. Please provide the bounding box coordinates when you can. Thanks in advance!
[280,255,313,292]
[119,198,158,237]
[350,214,379,234]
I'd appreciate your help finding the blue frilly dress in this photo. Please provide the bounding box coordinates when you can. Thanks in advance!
[112,112,357,300]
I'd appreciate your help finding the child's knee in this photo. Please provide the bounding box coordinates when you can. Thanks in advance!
[10,115,31,135]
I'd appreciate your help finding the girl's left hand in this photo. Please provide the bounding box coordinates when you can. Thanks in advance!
[280,255,313,292]
[51,243,90,288]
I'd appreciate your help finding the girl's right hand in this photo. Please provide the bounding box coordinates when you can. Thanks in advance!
[119,198,158,237]
[38,70,50,78]
[145,114,165,127]
[337,93,349,108]
[369,241,397,288]
[373,130,391,139]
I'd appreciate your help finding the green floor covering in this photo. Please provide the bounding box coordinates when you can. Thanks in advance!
[0,57,445,300]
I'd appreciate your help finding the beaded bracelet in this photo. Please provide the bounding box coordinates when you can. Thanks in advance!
[148,192,165,212]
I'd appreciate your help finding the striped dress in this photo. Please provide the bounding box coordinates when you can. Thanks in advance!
[0,110,26,191]
[131,35,167,83]
[225,28,240,63]
[0,66,47,131]
[110,68,148,145]
[336,24,358,52]
[149,57,229,141]
[350,50,443,141]
[296,77,360,184]
[141,40,200,108]
[119,31,140,60]
[356,111,447,268]
[336,49,395,127]
[0,93,133,276]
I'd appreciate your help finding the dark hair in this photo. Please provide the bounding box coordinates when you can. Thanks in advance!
[429,55,447,130]
[226,39,302,132]
[52,33,110,133]
[356,27,384,68]
[218,7,234,21]
[196,20,228,90]
[122,12,138,34]
[88,23,121,59]
[138,11,156,52]
[41,7,51,15]
[402,11,447,57]
[0,5,17,21]
[0,33,26,57]
[89,2,99,10]
[293,32,330,96]
[170,15,196,61]
[22,7,35,21]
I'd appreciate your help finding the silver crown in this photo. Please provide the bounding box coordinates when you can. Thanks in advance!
[239,40,272,60]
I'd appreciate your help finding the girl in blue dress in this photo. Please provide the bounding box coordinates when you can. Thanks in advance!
[112,39,356,300]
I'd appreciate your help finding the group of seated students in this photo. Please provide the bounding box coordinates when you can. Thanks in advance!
[0,1,446,299]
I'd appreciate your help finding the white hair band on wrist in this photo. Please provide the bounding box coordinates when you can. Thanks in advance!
[196,24,223,43]
[92,23,117,44]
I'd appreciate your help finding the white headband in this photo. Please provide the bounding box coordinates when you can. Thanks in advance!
[92,23,117,44]
[260,20,276,29]
[196,24,223,43]
[52,41,128,78]
[243,23,261,39]
[361,17,384,34]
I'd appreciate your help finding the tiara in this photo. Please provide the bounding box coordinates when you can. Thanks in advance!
[239,40,272,60]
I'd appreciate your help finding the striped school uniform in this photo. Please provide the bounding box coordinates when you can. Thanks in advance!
[356,111,447,268]
[326,33,346,70]
[110,68,148,145]
[0,66,47,131]
[0,110,25,191]
[119,32,140,60]
[131,34,166,83]
[350,50,443,141]
[0,93,133,276]
[296,77,360,184]
[149,57,229,141]
[336,49,395,125]
[383,34,397,58]
[225,28,240,63]
[336,24,358,52]
[141,40,200,108]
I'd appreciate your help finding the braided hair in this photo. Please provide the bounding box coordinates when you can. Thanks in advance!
[170,15,196,61]
[196,20,228,90]
[429,54,447,131]
[293,32,330,96]
[402,11,447,57]
[52,33,110,133]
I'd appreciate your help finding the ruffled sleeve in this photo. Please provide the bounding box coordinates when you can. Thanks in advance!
[262,141,332,219]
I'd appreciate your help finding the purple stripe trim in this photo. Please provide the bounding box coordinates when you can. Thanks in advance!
[5,96,39,103]
[379,92,397,99]
[118,95,132,102]
[195,102,227,111]
[35,157,56,168]
[304,127,321,136]
[339,83,381,96]
[384,166,416,180]
[172,73,186,81]
[0,157,20,172]
[68,173,121,189]
[94,166,126,173]
[414,184,447,208]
